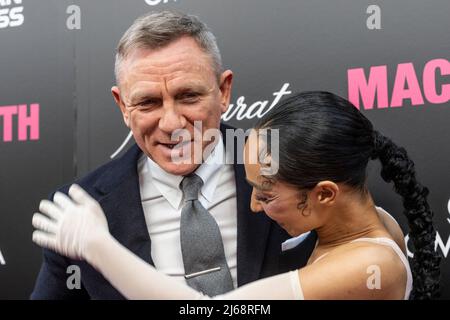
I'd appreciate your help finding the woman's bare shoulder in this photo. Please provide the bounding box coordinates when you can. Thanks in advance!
[298,240,407,300]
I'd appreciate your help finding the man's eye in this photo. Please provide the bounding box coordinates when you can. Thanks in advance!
[180,93,200,103]
[135,99,160,111]
[140,99,159,106]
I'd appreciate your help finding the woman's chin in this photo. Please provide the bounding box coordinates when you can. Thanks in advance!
[281,225,307,238]
[278,223,296,237]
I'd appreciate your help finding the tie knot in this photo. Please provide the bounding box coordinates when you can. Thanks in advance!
[181,174,204,201]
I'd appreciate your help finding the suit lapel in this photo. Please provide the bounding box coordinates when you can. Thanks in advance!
[220,124,272,286]
[93,144,154,266]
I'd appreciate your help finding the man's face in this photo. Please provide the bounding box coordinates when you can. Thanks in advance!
[112,36,233,175]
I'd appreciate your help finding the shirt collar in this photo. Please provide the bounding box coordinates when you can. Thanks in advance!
[195,135,225,203]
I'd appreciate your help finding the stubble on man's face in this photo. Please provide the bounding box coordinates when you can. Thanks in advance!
[115,36,231,176]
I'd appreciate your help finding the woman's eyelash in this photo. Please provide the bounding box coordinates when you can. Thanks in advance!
[256,195,273,203]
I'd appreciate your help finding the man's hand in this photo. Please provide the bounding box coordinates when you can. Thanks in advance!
[32,184,110,260]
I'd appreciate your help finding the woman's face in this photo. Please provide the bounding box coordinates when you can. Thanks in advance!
[243,132,314,237]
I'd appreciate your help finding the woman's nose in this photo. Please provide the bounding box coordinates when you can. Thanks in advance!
[250,190,263,213]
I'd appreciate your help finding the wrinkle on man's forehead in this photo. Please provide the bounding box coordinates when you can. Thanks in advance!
[124,44,215,73]
[117,36,217,83]
[132,58,213,76]
[122,60,216,95]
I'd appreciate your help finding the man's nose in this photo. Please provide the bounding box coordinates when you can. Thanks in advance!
[158,105,187,134]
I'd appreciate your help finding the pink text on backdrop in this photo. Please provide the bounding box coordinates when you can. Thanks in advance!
[347,58,449,110]
[0,103,40,142]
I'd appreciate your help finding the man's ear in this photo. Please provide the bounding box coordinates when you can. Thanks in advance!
[219,70,233,114]
[314,181,339,206]
[111,86,130,127]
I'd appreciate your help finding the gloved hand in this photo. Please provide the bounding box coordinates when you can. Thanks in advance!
[32,184,110,260]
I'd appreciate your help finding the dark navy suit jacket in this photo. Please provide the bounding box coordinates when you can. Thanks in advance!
[31,123,316,299]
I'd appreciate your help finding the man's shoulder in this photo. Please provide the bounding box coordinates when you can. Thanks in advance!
[54,144,142,198]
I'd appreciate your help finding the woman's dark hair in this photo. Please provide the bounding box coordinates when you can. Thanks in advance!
[255,91,441,299]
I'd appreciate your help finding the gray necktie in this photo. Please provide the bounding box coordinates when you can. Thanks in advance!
[180,174,234,296]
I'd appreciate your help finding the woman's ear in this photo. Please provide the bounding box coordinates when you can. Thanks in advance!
[314,181,339,206]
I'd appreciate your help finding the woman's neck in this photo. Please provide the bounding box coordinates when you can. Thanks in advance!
[315,193,388,249]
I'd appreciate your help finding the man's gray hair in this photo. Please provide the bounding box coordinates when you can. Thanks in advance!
[114,11,223,85]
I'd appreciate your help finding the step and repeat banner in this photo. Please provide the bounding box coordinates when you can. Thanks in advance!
[0,0,449,299]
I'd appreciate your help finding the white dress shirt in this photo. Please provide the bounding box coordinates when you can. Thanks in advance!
[138,137,238,288]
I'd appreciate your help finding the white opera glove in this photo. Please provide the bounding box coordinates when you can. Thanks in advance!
[32,184,110,261]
